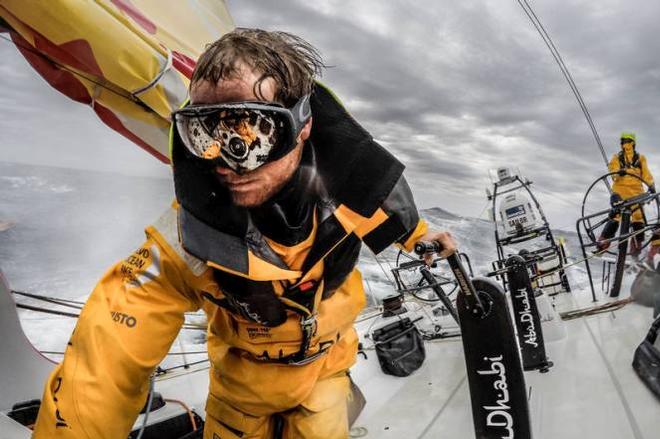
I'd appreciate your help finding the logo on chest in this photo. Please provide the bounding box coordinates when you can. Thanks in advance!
[245,326,272,340]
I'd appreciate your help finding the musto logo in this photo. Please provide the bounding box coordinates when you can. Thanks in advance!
[514,288,538,348]
[110,311,137,328]
[477,355,514,439]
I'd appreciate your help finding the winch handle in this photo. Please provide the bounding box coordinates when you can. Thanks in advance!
[414,241,485,316]
[413,241,442,255]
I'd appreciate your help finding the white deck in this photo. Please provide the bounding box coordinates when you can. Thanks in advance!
[350,282,659,438]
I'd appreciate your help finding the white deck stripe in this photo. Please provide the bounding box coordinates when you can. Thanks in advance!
[417,375,467,439]
[584,317,645,439]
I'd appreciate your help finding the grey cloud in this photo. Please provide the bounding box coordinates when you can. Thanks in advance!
[5,0,660,229]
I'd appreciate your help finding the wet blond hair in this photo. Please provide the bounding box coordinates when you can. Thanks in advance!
[191,28,325,106]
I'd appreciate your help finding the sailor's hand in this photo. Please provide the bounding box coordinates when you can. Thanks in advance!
[418,230,457,265]
[648,184,656,194]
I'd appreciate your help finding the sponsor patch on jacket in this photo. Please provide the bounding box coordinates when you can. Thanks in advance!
[120,245,161,287]
[246,326,272,340]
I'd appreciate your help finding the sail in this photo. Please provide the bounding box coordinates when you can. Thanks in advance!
[0,0,234,163]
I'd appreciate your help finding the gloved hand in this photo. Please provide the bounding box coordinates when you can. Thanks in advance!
[648,184,656,194]
[618,169,628,176]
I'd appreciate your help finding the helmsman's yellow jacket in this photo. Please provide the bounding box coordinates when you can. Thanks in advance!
[608,149,654,199]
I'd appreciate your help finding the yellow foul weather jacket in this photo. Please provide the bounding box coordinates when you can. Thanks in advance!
[608,148,654,223]
[608,149,654,199]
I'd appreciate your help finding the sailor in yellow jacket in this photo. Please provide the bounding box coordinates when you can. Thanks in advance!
[32,29,456,439]
[597,132,655,255]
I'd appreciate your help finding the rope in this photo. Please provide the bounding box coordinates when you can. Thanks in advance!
[534,185,583,209]
[515,0,608,167]
[12,290,83,310]
[559,297,633,320]
[156,359,209,374]
[0,34,144,107]
[135,375,155,439]
[15,303,80,318]
[0,31,160,112]
[354,309,383,324]
[11,290,85,309]
[368,249,397,289]
[40,350,208,356]
[164,398,198,432]
[154,363,210,382]
[11,290,205,318]
[15,300,206,331]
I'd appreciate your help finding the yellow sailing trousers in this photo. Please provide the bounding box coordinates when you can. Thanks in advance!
[203,372,350,438]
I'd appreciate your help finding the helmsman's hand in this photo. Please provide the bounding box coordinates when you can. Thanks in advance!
[418,230,457,265]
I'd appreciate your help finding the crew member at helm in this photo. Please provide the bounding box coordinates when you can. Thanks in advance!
[32,28,455,439]
[597,132,655,256]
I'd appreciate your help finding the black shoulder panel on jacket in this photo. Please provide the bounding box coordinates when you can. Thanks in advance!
[309,84,405,217]
[363,175,420,254]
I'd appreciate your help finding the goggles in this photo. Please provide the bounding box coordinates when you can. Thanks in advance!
[172,95,311,173]
[621,138,634,145]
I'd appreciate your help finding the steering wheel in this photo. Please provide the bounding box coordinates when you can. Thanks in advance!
[580,170,660,254]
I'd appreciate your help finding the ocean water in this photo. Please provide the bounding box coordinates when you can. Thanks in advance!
[0,161,175,298]
[0,161,181,356]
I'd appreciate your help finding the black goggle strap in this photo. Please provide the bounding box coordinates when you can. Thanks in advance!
[175,95,310,122]
[169,98,191,159]
[174,95,310,139]
[290,94,312,135]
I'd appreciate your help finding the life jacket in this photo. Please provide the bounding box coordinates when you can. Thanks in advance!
[618,149,641,170]
[170,82,421,364]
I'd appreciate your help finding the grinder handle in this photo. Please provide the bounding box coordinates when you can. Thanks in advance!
[414,240,485,315]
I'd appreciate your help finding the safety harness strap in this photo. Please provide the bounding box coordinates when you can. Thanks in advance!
[619,150,641,170]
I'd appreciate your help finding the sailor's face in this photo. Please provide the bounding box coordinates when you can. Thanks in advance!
[190,63,305,207]
[621,140,634,155]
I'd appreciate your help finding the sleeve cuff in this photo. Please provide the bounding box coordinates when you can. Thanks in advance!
[397,219,428,253]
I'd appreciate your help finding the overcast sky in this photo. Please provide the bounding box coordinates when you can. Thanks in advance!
[3,0,660,231]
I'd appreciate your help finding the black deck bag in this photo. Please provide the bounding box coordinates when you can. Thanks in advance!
[372,317,425,377]
[632,315,660,399]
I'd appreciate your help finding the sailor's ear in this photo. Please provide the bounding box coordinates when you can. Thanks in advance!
[298,117,313,143]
